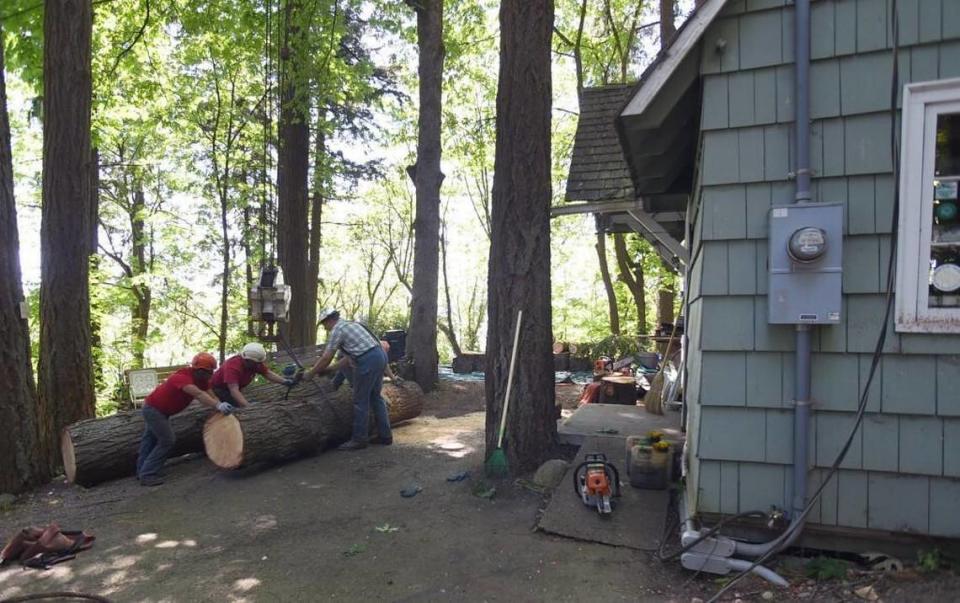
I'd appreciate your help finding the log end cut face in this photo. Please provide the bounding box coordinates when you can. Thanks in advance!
[61,429,77,484]
[203,414,244,469]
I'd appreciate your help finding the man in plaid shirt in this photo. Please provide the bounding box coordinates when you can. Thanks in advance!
[304,309,393,450]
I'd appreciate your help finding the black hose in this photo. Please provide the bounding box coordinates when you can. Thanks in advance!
[1,593,111,603]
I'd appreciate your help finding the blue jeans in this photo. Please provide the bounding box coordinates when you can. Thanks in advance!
[350,347,392,443]
[137,405,176,480]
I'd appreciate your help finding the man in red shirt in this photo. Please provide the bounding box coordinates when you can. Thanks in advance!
[137,352,229,486]
[210,342,294,408]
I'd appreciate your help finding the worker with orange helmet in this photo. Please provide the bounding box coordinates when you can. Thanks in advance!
[209,342,297,409]
[137,352,226,487]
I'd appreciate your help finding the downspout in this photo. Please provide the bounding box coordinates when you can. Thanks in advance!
[734,0,813,558]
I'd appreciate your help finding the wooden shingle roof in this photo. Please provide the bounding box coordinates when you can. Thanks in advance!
[565,85,635,202]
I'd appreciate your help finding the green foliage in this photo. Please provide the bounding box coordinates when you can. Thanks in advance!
[918,548,944,572]
[805,556,849,581]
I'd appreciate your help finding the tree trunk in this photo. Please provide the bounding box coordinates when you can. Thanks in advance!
[0,24,47,493]
[439,217,462,356]
[486,0,555,474]
[204,381,423,469]
[659,0,676,48]
[277,0,313,348]
[130,189,151,369]
[595,216,619,335]
[406,0,444,392]
[306,125,325,338]
[61,378,422,486]
[37,0,96,470]
[218,177,230,362]
[614,233,646,335]
[658,281,675,325]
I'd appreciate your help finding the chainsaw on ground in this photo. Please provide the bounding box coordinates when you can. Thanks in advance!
[573,453,622,515]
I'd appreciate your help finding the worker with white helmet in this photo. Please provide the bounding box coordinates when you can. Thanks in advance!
[210,342,297,409]
[304,308,393,450]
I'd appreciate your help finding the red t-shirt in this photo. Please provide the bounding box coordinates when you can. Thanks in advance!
[210,355,268,390]
[145,368,209,416]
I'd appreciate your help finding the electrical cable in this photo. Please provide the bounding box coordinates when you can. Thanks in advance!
[707,1,901,600]
[0,593,111,603]
[657,503,767,562]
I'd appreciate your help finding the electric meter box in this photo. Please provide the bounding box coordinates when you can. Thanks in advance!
[768,203,843,324]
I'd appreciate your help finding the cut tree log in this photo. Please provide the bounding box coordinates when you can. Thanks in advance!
[61,402,214,487]
[61,377,422,486]
[204,380,423,470]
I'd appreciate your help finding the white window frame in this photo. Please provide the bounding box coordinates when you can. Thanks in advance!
[896,77,960,333]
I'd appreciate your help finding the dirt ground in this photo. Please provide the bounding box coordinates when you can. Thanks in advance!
[1,381,957,602]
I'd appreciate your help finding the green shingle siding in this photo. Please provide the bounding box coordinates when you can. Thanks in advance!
[739,463,786,514]
[811,354,860,412]
[701,296,755,350]
[899,416,943,476]
[862,414,900,472]
[689,0,960,539]
[728,72,756,127]
[747,352,783,407]
[882,355,937,414]
[937,357,960,415]
[816,412,863,470]
[867,473,929,532]
[930,479,960,537]
[700,352,746,406]
[698,407,762,461]
[837,470,869,528]
[944,420,960,477]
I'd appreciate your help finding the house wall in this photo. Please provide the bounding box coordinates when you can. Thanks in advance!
[687,0,960,537]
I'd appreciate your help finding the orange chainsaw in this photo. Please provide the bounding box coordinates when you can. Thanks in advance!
[573,453,621,514]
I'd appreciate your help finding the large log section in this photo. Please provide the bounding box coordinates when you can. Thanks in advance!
[61,378,422,486]
[204,381,423,469]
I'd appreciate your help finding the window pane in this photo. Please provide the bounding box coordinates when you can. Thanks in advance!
[930,113,960,308]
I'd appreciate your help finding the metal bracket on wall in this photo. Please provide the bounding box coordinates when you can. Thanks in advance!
[625,209,689,271]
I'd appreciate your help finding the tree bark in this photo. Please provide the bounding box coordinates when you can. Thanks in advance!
[277,0,313,347]
[486,0,555,474]
[595,216,620,335]
[614,233,646,335]
[659,0,676,48]
[61,379,422,486]
[306,125,326,337]
[204,381,423,469]
[37,0,96,470]
[439,217,462,356]
[0,24,47,493]
[130,189,151,369]
[406,0,444,392]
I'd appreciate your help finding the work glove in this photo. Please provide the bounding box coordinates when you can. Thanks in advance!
[216,402,235,415]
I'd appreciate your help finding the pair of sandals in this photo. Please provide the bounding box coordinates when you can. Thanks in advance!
[0,523,95,570]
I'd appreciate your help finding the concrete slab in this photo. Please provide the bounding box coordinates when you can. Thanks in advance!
[537,436,670,551]
[557,403,683,446]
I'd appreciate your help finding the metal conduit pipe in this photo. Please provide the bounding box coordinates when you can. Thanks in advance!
[733,0,814,559]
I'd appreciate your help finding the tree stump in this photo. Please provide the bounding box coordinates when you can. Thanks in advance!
[600,375,638,405]
[203,380,424,470]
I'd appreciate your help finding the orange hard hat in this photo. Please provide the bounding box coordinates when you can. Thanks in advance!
[191,352,217,371]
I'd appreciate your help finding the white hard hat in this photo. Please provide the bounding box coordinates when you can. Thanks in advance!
[318,308,340,323]
[241,342,267,362]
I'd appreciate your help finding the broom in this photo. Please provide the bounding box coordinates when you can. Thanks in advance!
[485,309,522,478]
[644,319,679,416]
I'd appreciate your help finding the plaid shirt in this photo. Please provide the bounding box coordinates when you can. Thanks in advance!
[325,320,379,358]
